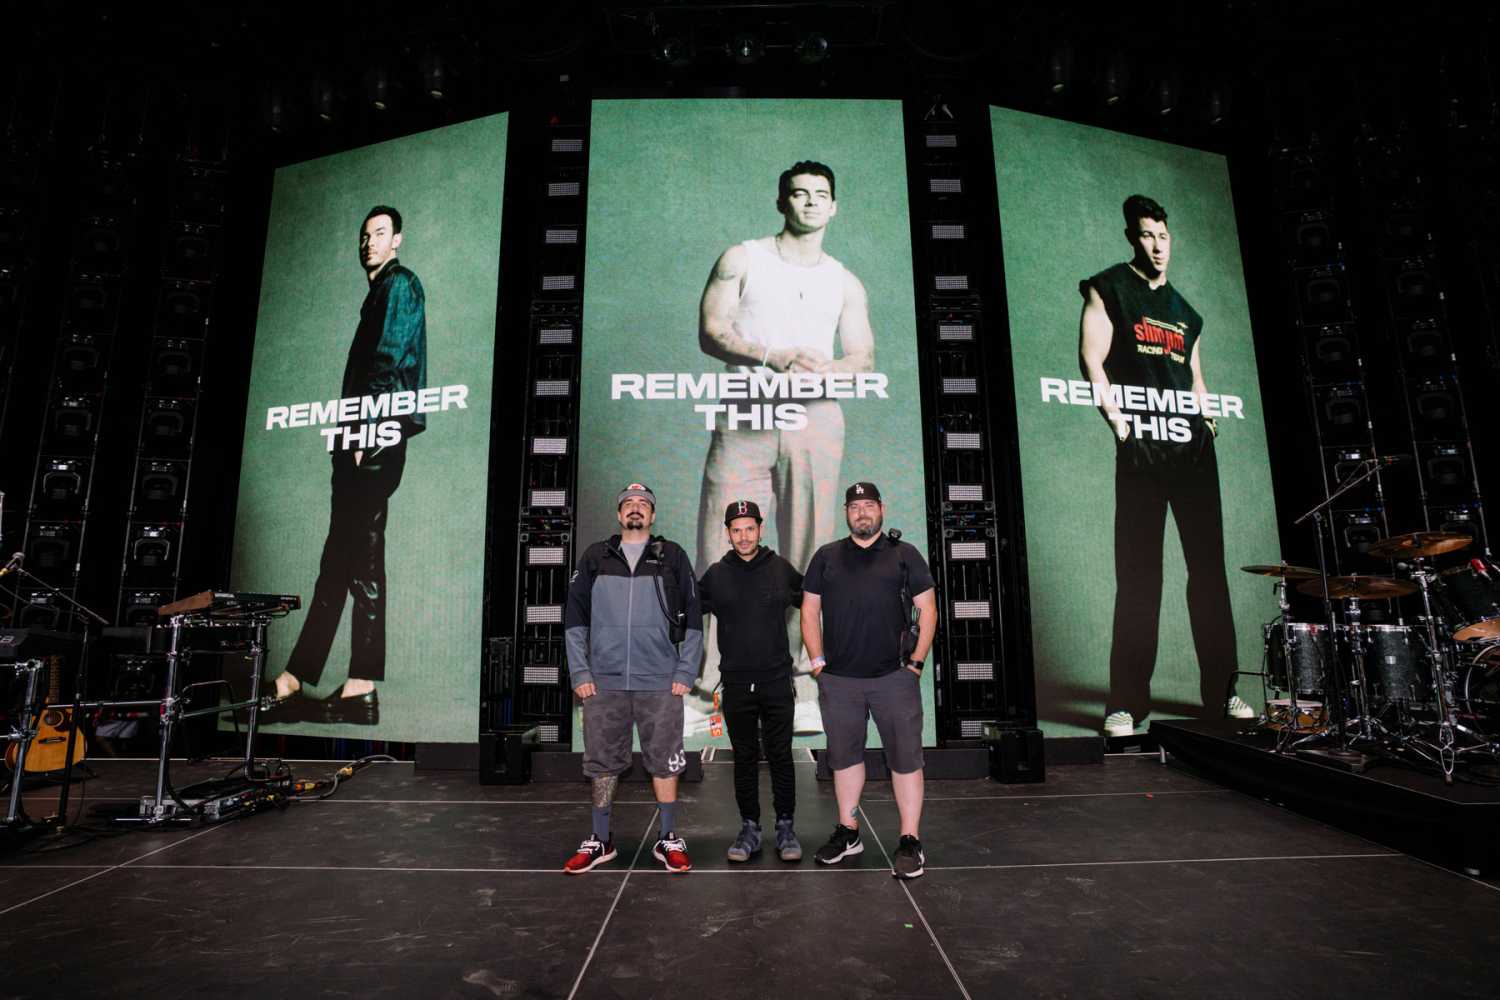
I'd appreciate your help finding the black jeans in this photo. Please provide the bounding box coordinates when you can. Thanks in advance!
[285,443,407,685]
[721,678,796,823]
[1107,444,1238,721]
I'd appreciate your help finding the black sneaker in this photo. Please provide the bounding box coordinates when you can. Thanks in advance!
[893,834,925,880]
[814,823,863,865]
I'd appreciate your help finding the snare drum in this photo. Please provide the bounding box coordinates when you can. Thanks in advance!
[1264,622,1332,695]
[1360,624,1430,705]
[1439,557,1500,642]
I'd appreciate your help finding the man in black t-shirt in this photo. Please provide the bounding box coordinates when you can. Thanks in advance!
[700,500,804,862]
[1079,194,1246,737]
[801,482,937,879]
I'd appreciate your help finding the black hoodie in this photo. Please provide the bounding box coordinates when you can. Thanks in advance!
[699,546,803,684]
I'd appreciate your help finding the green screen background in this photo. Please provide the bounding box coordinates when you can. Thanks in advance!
[230,113,507,742]
[576,99,933,750]
[990,107,1279,737]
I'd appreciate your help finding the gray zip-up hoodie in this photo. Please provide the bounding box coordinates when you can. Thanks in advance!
[564,534,703,691]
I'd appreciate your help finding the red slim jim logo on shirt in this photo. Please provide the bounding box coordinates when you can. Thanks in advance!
[1133,316,1187,361]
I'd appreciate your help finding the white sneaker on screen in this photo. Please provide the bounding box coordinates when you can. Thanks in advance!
[793,700,824,735]
[683,702,714,737]
[1226,696,1256,719]
[1103,711,1136,737]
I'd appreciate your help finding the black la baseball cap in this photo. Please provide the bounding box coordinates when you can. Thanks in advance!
[724,499,763,525]
[844,482,881,504]
[617,483,657,509]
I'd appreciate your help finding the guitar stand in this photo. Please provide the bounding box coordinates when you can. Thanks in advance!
[2,659,47,844]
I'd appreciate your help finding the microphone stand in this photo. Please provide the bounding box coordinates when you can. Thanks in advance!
[1291,458,1386,770]
[3,564,110,828]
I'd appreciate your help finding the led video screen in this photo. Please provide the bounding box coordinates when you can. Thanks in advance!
[990,107,1279,738]
[231,113,507,742]
[576,99,933,750]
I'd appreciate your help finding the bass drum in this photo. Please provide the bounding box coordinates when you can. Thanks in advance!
[1439,557,1500,642]
[1264,622,1332,695]
[1458,645,1500,732]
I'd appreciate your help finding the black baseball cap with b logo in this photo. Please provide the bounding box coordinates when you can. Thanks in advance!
[844,481,882,504]
[724,499,763,525]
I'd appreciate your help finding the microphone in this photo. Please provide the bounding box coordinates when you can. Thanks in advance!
[1375,454,1412,466]
[0,552,23,579]
[888,529,903,542]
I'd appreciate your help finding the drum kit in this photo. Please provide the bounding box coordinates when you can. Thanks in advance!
[1245,530,1500,782]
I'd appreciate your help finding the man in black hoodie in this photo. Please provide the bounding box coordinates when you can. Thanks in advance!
[700,500,804,862]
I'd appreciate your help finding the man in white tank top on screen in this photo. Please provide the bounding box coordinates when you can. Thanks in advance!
[690,161,875,735]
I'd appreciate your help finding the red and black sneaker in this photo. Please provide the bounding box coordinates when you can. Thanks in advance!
[652,833,692,873]
[563,835,617,874]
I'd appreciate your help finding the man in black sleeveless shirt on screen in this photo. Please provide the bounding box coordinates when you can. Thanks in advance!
[1079,195,1249,737]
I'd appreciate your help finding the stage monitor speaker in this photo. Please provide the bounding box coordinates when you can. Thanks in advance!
[985,725,1045,784]
[478,726,541,785]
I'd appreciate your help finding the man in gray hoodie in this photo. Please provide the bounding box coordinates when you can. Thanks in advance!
[563,483,703,873]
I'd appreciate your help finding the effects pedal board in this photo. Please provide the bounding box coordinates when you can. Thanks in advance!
[135,777,291,824]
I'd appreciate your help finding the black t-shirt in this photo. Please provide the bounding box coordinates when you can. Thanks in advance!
[1082,261,1210,465]
[802,533,935,678]
[699,546,802,683]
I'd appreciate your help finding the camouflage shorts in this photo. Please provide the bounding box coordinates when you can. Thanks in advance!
[581,689,686,779]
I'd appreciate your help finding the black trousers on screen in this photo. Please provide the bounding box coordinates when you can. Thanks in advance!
[721,678,796,823]
[1106,443,1238,722]
[285,442,407,685]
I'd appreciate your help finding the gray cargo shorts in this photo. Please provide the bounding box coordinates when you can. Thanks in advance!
[817,668,925,773]
[581,689,687,779]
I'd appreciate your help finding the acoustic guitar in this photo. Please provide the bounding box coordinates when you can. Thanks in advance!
[5,655,87,774]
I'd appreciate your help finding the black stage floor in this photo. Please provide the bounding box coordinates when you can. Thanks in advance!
[4,754,1500,999]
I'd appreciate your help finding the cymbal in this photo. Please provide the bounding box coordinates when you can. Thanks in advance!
[1296,575,1418,600]
[1240,563,1321,579]
[1366,531,1473,559]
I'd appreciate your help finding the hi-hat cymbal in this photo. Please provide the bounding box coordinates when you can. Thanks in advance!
[1296,575,1418,600]
[1240,563,1321,579]
[1366,531,1473,559]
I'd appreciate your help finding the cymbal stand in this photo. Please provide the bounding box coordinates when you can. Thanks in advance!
[1343,597,1377,743]
[1292,459,1386,768]
[1408,559,1458,784]
[1267,576,1306,753]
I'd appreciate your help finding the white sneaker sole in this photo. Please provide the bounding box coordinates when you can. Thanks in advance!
[815,840,864,865]
[725,847,760,862]
[564,847,617,874]
[653,847,692,872]
[893,865,925,880]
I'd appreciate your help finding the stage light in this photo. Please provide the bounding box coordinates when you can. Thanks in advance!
[523,664,561,685]
[1207,83,1232,127]
[1100,50,1129,107]
[925,133,958,148]
[548,180,581,197]
[529,489,567,507]
[953,600,991,620]
[945,431,982,450]
[652,34,692,68]
[731,31,764,65]
[1047,43,1073,95]
[947,484,984,502]
[541,274,576,291]
[929,178,962,194]
[537,326,574,346]
[941,378,977,394]
[364,66,390,111]
[934,274,969,291]
[795,32,831,65]
[525,604,563,625]
[311,74,337,123]
[551,137,584,153]
[534,379,570,397]
[955,662,995,681]
[421,50,447,100]
[544,228,579,244]
[937,322,973,341]
[261,85,287,135]
[39,459,85,507]
[960,719,992,738]
[949,540,988,560]
[931,223,966,240]
[527,546,568,566]
[532,437,568,455]
[1153,74,1179,117]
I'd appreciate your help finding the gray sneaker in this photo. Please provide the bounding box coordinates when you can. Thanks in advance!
[774,817,802,862]
[726,819,761,862]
